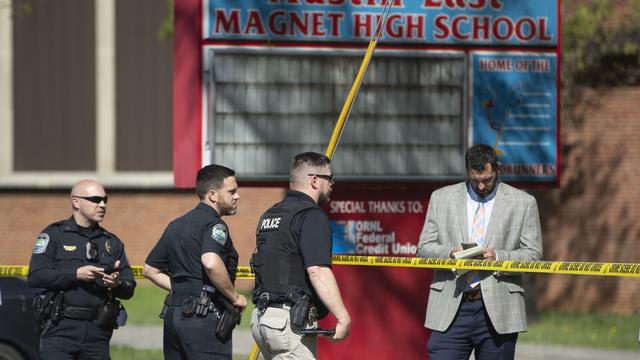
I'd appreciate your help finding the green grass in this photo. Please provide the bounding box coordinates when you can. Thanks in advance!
[521,311,640,350]
[120,281,166,325]
[239,295,256,330]
[110,347,164,360]
[121,281,255,329]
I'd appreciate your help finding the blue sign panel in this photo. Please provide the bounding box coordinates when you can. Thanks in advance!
[471,51,558,182]
[331,220,358,254]
[204,0,558,46]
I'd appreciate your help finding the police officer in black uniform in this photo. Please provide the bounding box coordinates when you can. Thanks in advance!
[27,179,136,360]
[143,164,247,360]
[250,152,351,360]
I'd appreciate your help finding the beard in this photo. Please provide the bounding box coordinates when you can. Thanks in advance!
[221,208,236,216]
[218,201,237,216]
[474,179,498,199]
[317,189,331,206]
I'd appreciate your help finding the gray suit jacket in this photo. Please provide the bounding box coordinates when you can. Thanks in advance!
[416,181,543,334]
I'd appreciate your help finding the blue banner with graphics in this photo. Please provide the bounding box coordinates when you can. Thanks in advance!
[471,51,558,182]
[204,0,558,46]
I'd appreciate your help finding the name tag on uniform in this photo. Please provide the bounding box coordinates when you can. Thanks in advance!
[260,217,282,231]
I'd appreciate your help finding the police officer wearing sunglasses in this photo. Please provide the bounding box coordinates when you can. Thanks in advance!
[250,152,351,359]
[27,179,136,360]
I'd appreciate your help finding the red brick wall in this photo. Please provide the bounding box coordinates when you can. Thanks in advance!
[532,87,640,314]
[0,188,286,291]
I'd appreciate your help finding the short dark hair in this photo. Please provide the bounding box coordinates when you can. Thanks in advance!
[290,152,331,173]
[195,164,235,200]
[465,144,498,172]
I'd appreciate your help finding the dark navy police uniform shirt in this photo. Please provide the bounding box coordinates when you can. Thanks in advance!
[27,217,136,308]
[145,202,239,296]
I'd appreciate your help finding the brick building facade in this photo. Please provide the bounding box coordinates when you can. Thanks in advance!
[2,88,640,314]
[1,1,639,316]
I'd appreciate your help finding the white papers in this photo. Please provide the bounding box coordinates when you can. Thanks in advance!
[453,245,484,275]
[453,245,484,259]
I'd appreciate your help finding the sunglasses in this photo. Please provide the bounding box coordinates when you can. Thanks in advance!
[73,195,108,204]
[308,173,334,183]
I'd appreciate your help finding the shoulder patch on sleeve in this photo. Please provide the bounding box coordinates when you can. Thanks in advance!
[32,233,50,254]
[211,224,228,246]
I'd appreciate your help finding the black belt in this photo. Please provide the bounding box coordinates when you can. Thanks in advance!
[166,294,186,306]
[168,293,224,312]
[267,302,291,310]
[63,306,98,320]
[462,290,483,302]
[166,293,199,306]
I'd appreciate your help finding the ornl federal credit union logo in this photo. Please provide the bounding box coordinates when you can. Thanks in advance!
[331,220,416,256]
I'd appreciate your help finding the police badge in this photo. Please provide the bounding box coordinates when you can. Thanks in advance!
[211,224,228,246]
[32,233,50,254]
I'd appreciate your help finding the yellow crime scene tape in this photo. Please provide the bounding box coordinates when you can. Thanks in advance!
[3,257,640,279]
[241,256,640,279]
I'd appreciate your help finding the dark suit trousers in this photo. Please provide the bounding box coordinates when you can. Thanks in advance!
[427,297,518,360]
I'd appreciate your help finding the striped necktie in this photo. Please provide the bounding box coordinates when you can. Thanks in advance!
[466,202,485,289]
[470,202,485,245]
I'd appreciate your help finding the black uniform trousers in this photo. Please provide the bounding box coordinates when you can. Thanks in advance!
[163,305,232,360]
[39,318,112,360]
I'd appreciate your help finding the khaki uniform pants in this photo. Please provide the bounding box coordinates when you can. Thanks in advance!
[251,307,317,360]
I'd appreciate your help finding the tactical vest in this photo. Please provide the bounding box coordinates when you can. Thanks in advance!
[252,200,317,301]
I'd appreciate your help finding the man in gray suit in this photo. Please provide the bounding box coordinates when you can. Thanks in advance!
[417,144,543,360]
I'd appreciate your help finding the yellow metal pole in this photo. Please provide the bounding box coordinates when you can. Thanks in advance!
[248,344,261,360]
[325,38,379,160]
[325,2,393,160]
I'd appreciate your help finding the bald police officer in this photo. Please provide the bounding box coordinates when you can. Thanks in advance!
[28,179,136,360]
[251,152,351,359]
[143,164,247,360]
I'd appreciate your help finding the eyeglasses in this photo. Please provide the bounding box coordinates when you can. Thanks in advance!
[73,195,108,204]
[308,173,334,183]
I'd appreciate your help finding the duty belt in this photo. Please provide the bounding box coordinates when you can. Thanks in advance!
[62,306,98,320]
[165,293,183,306]
[267,302,291,310]
[256,292,288,311]
[169,291,224,314]
[166,293,198,306]
[167,285,218,306]
[203,284,216,293]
